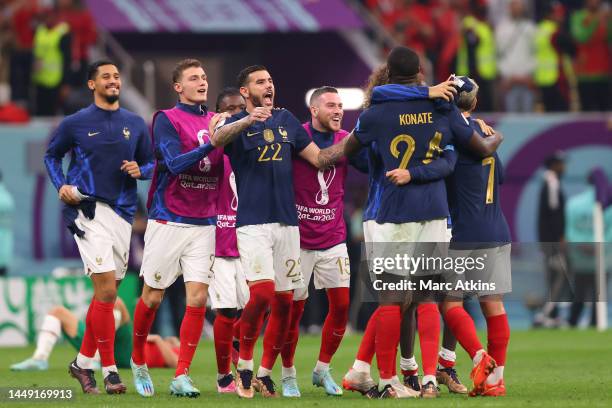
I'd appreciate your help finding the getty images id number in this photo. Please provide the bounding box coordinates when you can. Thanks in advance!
[1,388,74,401]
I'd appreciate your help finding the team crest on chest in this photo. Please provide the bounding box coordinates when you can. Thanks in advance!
[263,128,275,143]
[123,127,130,140]
[278,126,288,141]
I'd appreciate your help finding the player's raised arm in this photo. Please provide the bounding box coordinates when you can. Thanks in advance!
[210,106,270,147]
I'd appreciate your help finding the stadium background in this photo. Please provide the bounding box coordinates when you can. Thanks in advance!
[0,0,610,404]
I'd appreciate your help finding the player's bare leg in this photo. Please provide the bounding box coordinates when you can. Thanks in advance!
[131,284,164,397]
[478,297,509,397]
[399,303,420,392]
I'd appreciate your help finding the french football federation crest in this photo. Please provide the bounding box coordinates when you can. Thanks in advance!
[123,127,130,140]
[95,256,103,265]
[154,272,162,282]
[263,128,275,143]
[278,126,288,141]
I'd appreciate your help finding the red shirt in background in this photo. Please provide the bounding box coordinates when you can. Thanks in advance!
[11,2,40,49]
[57,8,97,62]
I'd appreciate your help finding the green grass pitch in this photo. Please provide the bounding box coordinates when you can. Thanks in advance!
[2,330,612,407]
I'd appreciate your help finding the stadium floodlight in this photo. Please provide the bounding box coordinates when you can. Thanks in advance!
[305,88,364,110]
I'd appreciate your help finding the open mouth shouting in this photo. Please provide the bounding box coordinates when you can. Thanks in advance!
[263,90,274,106]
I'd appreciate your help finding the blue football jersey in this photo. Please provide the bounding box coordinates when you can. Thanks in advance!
[223,109,311,227]
[355,99,473,224]
[447,116,511,245]
[44,104,154,223]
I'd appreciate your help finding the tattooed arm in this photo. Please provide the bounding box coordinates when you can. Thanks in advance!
[210,107,271,147]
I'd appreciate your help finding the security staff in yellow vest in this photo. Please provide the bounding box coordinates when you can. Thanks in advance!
[456,3,496,111]
[32,8,71,117]
[534,3,570,112]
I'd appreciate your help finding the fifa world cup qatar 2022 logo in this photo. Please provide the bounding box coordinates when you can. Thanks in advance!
[316,165,336,205]
[196,129,212,173]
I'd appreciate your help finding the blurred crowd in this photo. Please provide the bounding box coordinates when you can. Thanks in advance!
[364,0,612,112]
[0,0,97,122]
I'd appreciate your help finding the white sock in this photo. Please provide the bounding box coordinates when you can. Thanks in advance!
[438,347,457,370]
[32,315,61,361]
[282,365,297,379]
[486,366,504,385]
[378,377,393,391]
[257,366,272,378]
[237,358,253,371]
[352,360,370,374]
[314,360,329,373]
[472,349,485,366]
[400,356,418,372]
[76,353,95,370]
[102,365,118,379]
[422,374,437,386]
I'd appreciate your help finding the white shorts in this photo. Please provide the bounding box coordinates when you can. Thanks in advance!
[236,223,304,292]
[294,243,350,300]
[445,244,512,297]
[371,219,449,277]
[209,257,250,309]
[140,221,215,289]
[73,202,131,279]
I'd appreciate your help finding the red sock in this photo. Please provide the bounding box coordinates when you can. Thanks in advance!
[281,299,306,368]
[78,300,97,358]
[175,305,205,376]
[319,288,349,363]
[417,303,440,376]
[131,298,159,365]
[233,317,241,341]
[91,299,116,367]
[438,356,455,368]
[486,313,509,366]
[402,369,418,376]
[356,308,379,363]
[214,314,235,375]
[261,292,293,370]
[444,306,482,359]
[239,281,275,361]
[375,305,400,379]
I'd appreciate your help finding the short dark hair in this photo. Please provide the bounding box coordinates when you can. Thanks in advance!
[216,87,243,112]
[386,46,420,83]
[87,60,116,81]
[172,58,203,83]
[237,65,268,88]
[309,86,338,106]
